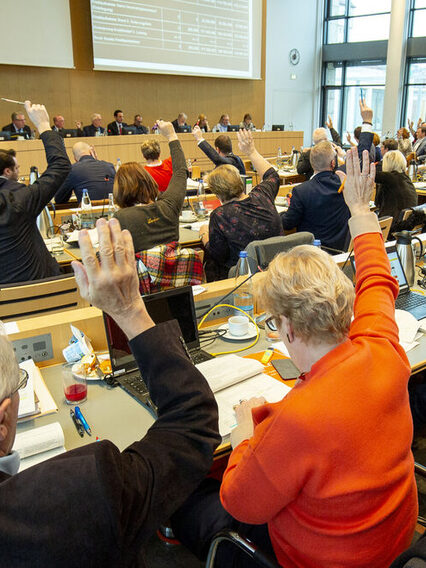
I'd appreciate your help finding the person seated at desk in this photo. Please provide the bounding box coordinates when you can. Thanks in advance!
[0,217,220,567]
[239,113,256,131]
[281,140,350,252]
[172,112,189,133]
[198,129,282,280]
[194,113,209,132]
[141,139,173,192]
[212,114,230,133]
[0,101,70,285]
[297,127,329,179]
[52,114,83,137]
[133,114,149,135]
[193,126,246,175]
[414,125,426,163]
[171,148,417,568]
[375,150,417,232]
[54,142,115,204]
[82,113,105,137]
[2,111,32,139]
[113,121,187,252]
[107,109,128,136]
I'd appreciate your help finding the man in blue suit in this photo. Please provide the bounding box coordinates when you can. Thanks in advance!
[54,142,115,204]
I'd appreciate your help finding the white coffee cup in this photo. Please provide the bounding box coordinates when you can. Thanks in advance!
[181,210,193,220]
[228,315,249,337]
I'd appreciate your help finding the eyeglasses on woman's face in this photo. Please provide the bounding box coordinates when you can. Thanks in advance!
[265,315,278,332]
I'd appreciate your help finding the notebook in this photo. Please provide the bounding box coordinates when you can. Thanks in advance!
[103,286,214,411]
[351,245,426,320]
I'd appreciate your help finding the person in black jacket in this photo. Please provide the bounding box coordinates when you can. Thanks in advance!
[107,109,128,136]
[375,149,417,231]
[0,217,220,567]
[82,113,105,137]
[192,125,246,175]
[54,141,115,203]
[2,111,32,139]
[0,101,71,284]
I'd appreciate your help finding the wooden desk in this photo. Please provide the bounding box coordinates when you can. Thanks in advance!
[0,131,304,178]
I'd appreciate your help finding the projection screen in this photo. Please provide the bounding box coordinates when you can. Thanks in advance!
[91,0,262,79]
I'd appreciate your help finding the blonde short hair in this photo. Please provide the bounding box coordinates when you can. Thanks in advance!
[383,150,407,173]
[206,164,244,203]
[0,334,20,401]
[141,140,161,161]
[256,245,355,344]
[310,141,335,172]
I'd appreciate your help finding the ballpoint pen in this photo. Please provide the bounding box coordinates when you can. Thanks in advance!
[70,409,84,438]
[75,406,92,436]
[1,97,25,105]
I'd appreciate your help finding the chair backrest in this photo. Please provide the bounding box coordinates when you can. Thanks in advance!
[136,241,203,294]
[228,232,315,277]
[206,529,280,568]
[0,274,89,322]
[346,216,393,251]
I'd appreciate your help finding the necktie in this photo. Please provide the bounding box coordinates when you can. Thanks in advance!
[119,124,122,135]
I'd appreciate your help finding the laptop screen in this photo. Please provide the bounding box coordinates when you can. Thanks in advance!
[386,246,409,293]
[104,286,200,373]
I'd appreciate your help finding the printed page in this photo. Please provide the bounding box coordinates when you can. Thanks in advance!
[196,355,265,393]
[13,422,65,462]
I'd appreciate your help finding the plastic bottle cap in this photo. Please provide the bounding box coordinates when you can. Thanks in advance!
[239,251,248,258]
[313,239,321,247]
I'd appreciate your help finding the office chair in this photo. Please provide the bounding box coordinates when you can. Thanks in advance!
[228,232,314,277]
[205,529,280,568]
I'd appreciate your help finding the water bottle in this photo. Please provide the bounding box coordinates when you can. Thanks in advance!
[29,166,39,184]
[107,192,116,220]
[196,180,206,218]
[233,251,254,318]
[80,189,93,229]
[277,146,283,169]
[187,158,192,178]
[115,158,122,172]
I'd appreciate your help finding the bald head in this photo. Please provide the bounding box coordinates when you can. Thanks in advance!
[72,141,92,161]
[313,127,328,145]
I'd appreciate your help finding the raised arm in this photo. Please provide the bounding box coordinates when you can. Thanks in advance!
[193,125,229,167]
[72,218,220,539]
[156,120,187,207]
[237,129,270,179]
[23,101,71,216]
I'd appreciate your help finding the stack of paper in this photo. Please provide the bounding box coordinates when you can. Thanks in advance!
[13,422,66,472]
[18,359,57,422]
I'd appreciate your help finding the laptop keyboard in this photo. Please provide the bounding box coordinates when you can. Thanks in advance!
[190,349,214,365]
[395,292,426,310]
[118,371,157,413]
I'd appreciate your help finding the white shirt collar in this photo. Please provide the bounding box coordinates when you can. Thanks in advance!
[0,450,20,476]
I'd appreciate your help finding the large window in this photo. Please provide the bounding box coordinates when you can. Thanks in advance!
[410,0,426,37]
[403,58,426,126]
[323,61,386,137]
[325,1,391,44]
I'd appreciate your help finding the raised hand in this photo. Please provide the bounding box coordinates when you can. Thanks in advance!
[24,100,50,134]
[155,120,178,142]
[192,124,203,142]
[359,98,373,124]
[72,218,154,339]
[237,128,255,155]
[326,115,333,130]
[337,148,375,217]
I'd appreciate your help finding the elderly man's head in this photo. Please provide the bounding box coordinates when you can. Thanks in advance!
[177,113,187,126]
[0,334,21,457]
[72,142,92,162]
[11,112,26,129]
[91,113,102,128]
[53,115,65,129]
[312,127,328,145]
[310,141,336,173]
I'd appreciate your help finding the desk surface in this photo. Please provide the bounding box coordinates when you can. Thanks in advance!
[16,327,426,458]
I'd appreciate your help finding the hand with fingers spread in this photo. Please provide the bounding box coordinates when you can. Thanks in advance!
[337,148,375,217]
[237,128,255,156]
[72,218,154,340]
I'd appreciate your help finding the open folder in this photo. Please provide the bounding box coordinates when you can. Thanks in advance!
[196,354,291,438]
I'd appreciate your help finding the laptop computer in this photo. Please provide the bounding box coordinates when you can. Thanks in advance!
[103,286,214,410]
[351,245,426,320]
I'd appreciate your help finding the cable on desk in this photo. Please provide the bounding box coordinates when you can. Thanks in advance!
[198,303,259,356]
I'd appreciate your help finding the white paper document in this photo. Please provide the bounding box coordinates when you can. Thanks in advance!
[13,422,65,471]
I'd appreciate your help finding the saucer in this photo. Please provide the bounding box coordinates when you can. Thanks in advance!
[218,322,258,341]
[179,214,197,223]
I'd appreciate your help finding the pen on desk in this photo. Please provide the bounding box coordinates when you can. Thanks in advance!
[1,97,25,105]
[338,177,346,194]
[261,347,274,365]
[70,409,84,438]
[75,406,92,436]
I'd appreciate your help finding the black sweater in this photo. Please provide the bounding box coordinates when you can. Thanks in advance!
[0,321,220,567]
